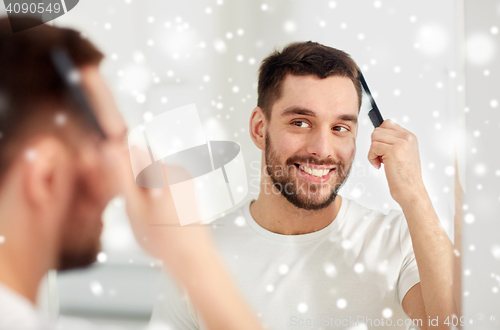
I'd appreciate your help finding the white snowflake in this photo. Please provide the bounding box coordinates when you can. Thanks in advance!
[213,39,227,54]
[279,264,289,275]
[491,244,500,260]
[466,33,495,65]
[354,263,365,274]
[336,298,347,309]
[97,252,107,263]
[474,163,486,175]
[234,216,245,227]
[297,303,308,313]
[382,308,393,318]
[89,281,103,296]
[464,213,475,224]
[444,166,455,176]
[24,149,37,162]
[284,21,297,33]
[55,113,67,126]
[324,262,337,277]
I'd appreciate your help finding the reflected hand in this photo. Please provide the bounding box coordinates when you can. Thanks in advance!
[109,142,212,262]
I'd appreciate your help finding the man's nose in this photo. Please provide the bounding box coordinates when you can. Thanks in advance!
[305,128,333,159]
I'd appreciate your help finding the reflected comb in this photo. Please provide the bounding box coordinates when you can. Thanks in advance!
[50,47,107,139]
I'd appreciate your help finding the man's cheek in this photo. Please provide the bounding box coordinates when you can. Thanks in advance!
[336,137,356,156]
[337,143,356,170]
[277,141,296,157]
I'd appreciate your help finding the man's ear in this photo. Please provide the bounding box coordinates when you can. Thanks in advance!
[249,107,267,151]
[22,137,73,212]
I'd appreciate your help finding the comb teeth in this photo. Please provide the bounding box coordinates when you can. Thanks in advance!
[368,109,384,128]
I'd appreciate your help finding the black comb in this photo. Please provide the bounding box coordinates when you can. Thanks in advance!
[358,70,384,128]
[50,47,107,139]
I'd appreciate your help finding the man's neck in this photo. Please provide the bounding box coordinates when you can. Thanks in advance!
[0,245,46,304]
[0,172,56,304]
[250,179,342,235]
[0,212,51,304]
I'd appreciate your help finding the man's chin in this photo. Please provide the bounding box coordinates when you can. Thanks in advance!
[57,242,101,272]
[282,190,337,211]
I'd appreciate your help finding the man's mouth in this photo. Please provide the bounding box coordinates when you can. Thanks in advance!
[294,163,336,181]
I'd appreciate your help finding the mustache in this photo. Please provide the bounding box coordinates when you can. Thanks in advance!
[285,156,341,167]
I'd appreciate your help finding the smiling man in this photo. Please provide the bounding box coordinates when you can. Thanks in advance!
[151,41,457,330]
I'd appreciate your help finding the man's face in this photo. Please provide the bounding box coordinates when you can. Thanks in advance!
[263,74,359,210]
[57,65,127,270]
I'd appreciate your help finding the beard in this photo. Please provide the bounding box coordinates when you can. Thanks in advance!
[264,130,353,211]
[56,174,104,271]
[58,235,101,271]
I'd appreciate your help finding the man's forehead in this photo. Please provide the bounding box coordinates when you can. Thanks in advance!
[274,74,359,119]
[280,74,357,96]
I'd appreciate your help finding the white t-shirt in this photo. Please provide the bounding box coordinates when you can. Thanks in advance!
[0,282,51,330]
[150,196,421,330]
[0,281,128,330]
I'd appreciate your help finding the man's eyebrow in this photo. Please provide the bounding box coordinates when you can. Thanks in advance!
[281,107,317,117]
[337,114,358,124]
[281,106,358,123]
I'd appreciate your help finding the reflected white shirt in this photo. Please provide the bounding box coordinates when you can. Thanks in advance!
[0,281,51,330]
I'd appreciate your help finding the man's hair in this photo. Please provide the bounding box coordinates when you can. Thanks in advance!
[257,41,362,120]
[0,16,104,181]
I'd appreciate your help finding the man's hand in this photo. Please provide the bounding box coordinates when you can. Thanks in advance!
[107,141,212,262]
[367,119,426,205]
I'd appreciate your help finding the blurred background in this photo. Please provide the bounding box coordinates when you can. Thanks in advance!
[1,0,499,329]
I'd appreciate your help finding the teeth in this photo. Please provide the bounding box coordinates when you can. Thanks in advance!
[299,165,331,178]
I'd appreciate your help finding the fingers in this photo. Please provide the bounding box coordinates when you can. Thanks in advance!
[111,144,145,207]
[372,120,417,146]
[380,118,407,132]
[369,119,419,169]
[371,128,401,145]
[368,141,391,169]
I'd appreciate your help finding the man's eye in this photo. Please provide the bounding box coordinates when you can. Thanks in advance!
[332,126,348,132]
[293,121,310,128]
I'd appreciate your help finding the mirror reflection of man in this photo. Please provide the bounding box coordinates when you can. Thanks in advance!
[0,17,264,330]
[152,42,457,330]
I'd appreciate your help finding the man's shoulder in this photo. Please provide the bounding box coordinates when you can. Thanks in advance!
[208,200,254,239]
[341,198,408,255]
[210,202,248,225]
[342,197,405,230]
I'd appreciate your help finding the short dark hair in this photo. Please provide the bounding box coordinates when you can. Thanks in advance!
[0,16,104,181]
[257,41,362,120]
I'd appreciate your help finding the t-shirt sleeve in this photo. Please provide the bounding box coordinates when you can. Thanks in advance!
[148,269,201,330]
[397,214,421,305]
